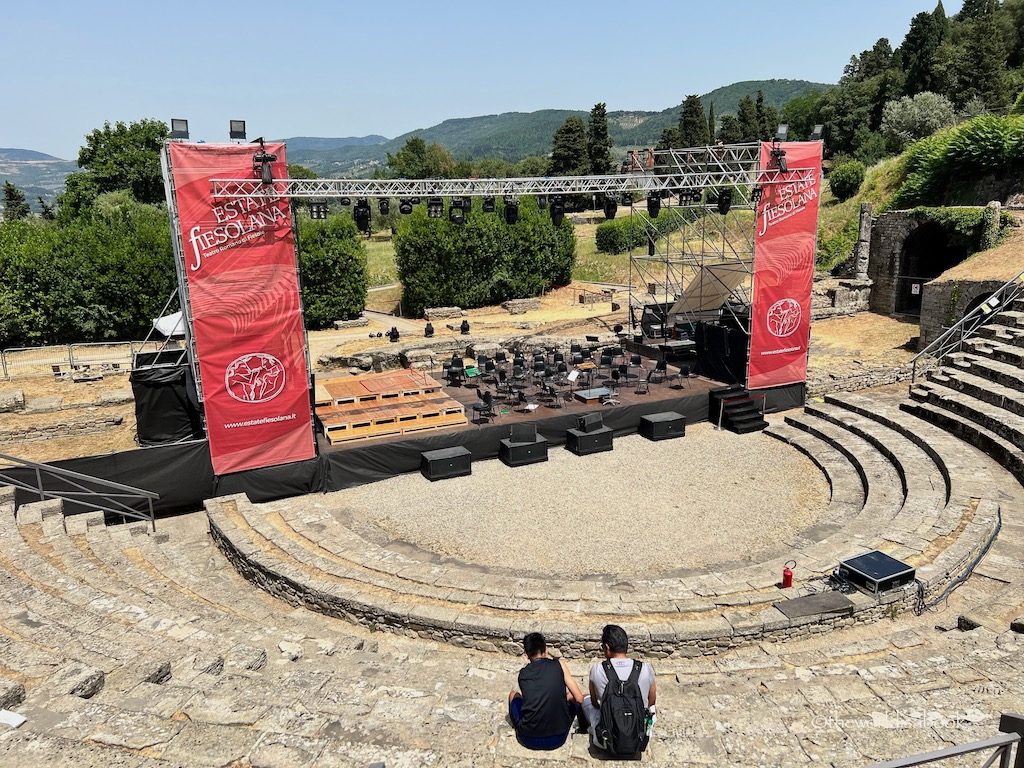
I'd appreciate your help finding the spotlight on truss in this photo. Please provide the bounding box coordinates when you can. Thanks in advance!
[622,192,633,206]
[550,195,565,226]
[717,188,732,216]
[771,143,788,173]
[353,198,372,233]
[229,119,246,140]
[339,197,351,206]
[449,198,465,224]
[751,187,764,204]
[646,192,661,218]
[482,196,495,213]
[170,118,189,139]
[603,197,618,220]
[398,199,413,215]
[537,194,549,210]
[503,196,519,225]
[462,196,472,213]
[810,124,824,142]
[378,198,390,215]
[251,137,277,185]
[427,197,444,218]
[775,123,789,142]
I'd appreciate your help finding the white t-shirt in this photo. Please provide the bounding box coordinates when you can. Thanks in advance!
[589,657,655,706]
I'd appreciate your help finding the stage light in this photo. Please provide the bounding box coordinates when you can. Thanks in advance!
[751,186,763,204]
[622,192,633,205]
[771,143,788,173]
[537,194,549,210]
[463,196,472,213]
[646,192,661,218]
[229,120,246,140]
[378,198,390,215]
[339,197,351,206]
[648,237,656,256]
[170,118,189,139]
[775,123,789,142]
[427,197,444,218]
[251,138,277,186]
[811,124,824,142]
[399,199,413,215]
[353,198,372,233]
[449,198,465,224]
[550,195,565,226]
[717,188,732,216]
[503,196,519,225]
[482,196,495,213]
[409,197,421,204]
[603,197,618,219]
[424,322,435,338]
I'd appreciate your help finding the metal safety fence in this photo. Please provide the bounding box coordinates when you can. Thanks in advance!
[1,341,167,381]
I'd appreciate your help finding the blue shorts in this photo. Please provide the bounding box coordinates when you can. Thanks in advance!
[509,696,578,750]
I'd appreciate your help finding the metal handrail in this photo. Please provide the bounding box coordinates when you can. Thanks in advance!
[0,452,158,532]
[868,713,1024,768]
[911,269,1024,382]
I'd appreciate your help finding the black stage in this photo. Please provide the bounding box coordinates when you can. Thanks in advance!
[7,374,718,517]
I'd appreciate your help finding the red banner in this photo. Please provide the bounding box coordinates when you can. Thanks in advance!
[747,141,823,390]
[167,143,314,474]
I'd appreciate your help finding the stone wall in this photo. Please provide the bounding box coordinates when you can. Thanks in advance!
[868,212,918,315]
[807,360,933,396]
[920,279,1005,348]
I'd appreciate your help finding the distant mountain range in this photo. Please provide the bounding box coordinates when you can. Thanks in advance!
[284,79,830,176]
[0,79,830,202]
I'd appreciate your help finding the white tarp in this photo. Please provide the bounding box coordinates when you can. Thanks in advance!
[669,264,750,315]
[153,311,186,338]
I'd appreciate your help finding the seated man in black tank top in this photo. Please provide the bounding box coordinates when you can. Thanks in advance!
[508,632,585,750]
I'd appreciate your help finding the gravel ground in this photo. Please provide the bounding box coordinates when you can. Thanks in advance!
[331,423,829,578]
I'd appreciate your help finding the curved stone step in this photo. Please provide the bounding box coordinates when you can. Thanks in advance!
[912,380,1024,454]
[928,367,1024,420]
[764,422,865,510]
[947,352,1024,394]
[963,337,1024,367]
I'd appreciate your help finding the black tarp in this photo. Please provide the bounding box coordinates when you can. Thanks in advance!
[130,356,204,446]
[694,321,748,384]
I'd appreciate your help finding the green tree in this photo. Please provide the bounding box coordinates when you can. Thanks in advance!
[782,91,824,140]
[297,214,368,328]
[287,163,318,179]
[678,95,710,147]
[900,8,947,94]
[386,136,457,178]
[707,101,716,143]
[548,116,589,175]
[586,102,614,174]
[717,115,743,144]
[513,155,549,176]
[655,127,680,150]
[75,118,169,205]
[881,92,957,149]
[3,182,31,220]
[37,198,56,221]
[736,96,760,142]
[755,91,780,140]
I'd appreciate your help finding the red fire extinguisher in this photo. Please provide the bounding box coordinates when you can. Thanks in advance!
[782,560,796,589]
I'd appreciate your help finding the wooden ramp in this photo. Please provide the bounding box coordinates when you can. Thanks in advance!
[315,371,465,444]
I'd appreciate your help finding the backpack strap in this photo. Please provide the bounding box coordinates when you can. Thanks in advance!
[626,659,643,687]
[602,659,620,695]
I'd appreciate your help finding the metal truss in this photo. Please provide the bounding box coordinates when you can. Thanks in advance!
[208,143,814,200]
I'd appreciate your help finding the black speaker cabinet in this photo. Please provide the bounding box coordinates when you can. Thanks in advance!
[420,446,472,481]
[838,550,916,596]
[499,436,549,467]
[640,411,685,441]
[577,412,604,433]
[566,425,613,455]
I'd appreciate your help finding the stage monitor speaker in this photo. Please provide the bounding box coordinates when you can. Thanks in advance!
[640,411,685,441]
[566,425,613,455]
[499,436,548,467]
[838,550,916,596]
[420,446,472,481]
[510,423,538,443]
[577,412,603,434]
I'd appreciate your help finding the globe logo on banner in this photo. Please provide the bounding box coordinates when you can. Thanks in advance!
[224,353,286,404]
[766,298,802,338]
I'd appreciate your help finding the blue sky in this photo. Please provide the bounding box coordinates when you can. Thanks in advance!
[1,0,961,159]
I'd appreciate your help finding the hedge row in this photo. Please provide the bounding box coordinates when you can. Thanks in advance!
[393,198,575,318]
[595,207,697,254]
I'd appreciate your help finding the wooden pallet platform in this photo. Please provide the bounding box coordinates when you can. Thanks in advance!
[321,370,440,406]
[317,392,466,444]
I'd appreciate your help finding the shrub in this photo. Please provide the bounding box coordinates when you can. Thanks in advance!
[297,214,368,329]
[393,197,575,317]
[881,92,956,150]
[828,160,865,202]
[595,207,696,254]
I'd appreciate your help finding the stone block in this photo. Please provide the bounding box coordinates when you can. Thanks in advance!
[332,315,369,329]
[0,390,25,413]
[424,306,464,321]
[501,298,541,314]
[49,663,105,698]
[0,679,26,710]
